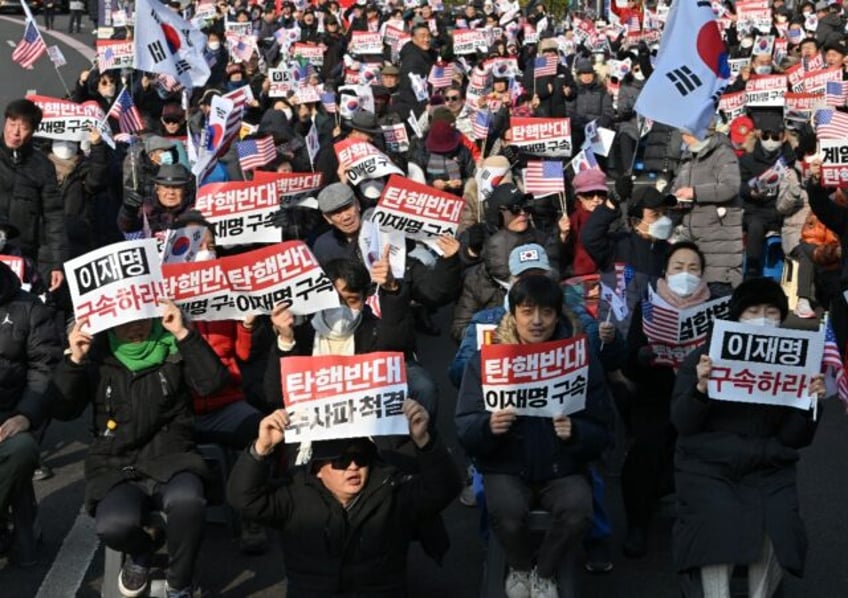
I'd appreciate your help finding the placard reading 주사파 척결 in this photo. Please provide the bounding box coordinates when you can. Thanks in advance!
[481,336,589,417]
[280,352,409,443]
[707,320,824,410]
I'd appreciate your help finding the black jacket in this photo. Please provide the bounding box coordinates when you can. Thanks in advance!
[738,141,795,206]
[50,330,229,512]
[671,345,818,574]
[0,139,66,272]
[226,438,461,598]
[396,42,436,119]
[0,262,61,428]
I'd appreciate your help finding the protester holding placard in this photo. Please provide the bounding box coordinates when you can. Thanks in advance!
[455,275,612,598]
[670,278,825,598]
[226,399,461,598]
[51,301,230,598]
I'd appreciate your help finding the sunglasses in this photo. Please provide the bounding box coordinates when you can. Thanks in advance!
[581,191,608,200]
[330,452,371,470]
[761,131,782,141]
[162,118,182,125]
[500,203,529,215]
[445,95,461,102]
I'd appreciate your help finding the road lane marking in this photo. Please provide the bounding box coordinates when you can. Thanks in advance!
[0,16,94,60]
[35,510,99,598]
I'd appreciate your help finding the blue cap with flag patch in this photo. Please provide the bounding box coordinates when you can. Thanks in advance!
[509,243,552,276]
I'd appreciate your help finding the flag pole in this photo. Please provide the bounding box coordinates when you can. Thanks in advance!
[21,2,71,97]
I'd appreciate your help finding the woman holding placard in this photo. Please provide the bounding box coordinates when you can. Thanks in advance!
[670,277,826,598]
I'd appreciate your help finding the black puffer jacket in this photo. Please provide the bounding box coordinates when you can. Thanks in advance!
[51,330,229,512]
[0,262,61,427]
[226,437,462,598]
[0,139,66,272]
[396,42,436,118]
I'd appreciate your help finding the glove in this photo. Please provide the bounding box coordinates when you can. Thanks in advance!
[466,223,487,256]
[269,208,290,229]
[614,175,634,203]
[122,188,144,209]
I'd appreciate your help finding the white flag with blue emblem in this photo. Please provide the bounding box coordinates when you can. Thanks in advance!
[634,0,729,139]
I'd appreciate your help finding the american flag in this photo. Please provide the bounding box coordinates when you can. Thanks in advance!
[825,80,848,107]
[533,54,558,78]
[823,315,848,408]
[523,160,565,196]
[236,136,276,171]
[428,63,454,89]
[107,88,144,134]
[12,19,46,70]
[471,108,492,141]
[321,91,337,114]
[814,108,848,139]
[642,295,679,344]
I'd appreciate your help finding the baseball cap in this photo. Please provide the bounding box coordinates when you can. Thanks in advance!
[509,244,552,276]
[317,182,356,213]
[729,115,754,145]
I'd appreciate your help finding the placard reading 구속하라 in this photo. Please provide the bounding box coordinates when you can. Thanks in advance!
[481,336,589,417]
[280,352,409,443]
[161,241,340,320]
[371,174,464,243]
[65,239,163,335]
[707,320,824,410]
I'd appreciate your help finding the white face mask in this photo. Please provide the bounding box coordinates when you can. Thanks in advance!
[633,70,645,81]
[194,249,216,262]
[208,41,221,51]
[647,215,673,240]
[753,64,773,75]
[666,271,701,296]
[52,140,78,160]
[158,151,174,165]
[314,305,362,338]
[761,138,782,152]
[742,316,780,328]
[0,229,6,251]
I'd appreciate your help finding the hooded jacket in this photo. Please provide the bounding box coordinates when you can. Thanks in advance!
[0,262,61,428]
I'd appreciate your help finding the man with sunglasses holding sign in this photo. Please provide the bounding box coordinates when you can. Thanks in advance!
[226,399,462,598]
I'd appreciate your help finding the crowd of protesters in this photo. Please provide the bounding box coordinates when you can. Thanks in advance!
[1,0,847,597]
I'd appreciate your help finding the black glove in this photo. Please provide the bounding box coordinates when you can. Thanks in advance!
[466,223,487,256]
[122,188,144,209]
[269,208,290,229]
[614,175,634,203]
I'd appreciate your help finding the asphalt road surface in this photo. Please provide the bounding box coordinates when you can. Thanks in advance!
[1,15,848,597]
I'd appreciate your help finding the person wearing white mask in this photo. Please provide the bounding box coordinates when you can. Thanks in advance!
[739,119,793,279]
[671,277,825,598]
[617,242,712,559]
[671,124,743,295]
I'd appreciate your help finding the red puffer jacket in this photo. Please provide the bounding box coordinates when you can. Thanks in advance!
[192,320,252,415]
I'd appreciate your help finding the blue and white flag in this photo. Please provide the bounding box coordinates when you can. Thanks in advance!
[634,0,730,139]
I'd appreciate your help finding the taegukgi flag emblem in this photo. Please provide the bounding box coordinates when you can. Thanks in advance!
[635,0,730,139]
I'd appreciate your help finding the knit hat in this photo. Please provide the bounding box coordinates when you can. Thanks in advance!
[430,106,456,124]
[728,277,789,322]
[425,120,460,153]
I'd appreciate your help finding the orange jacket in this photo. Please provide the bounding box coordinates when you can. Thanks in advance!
[801,213,841,270]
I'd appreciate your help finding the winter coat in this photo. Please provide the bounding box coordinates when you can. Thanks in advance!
[455,317,612,483]
[816,13,845,47]
[408,143,476,189]
[564,79,614,130]
[671,135,744,287]
[671,345,818,575]
[642,122,683,177]
[50,330,230,512]
[396,42,436,118]
[0,140,66,272]
[312,228,461,309]
[0,262,61,428]
[738,141,795,207]
[226,436,462,598]
[776,166,808,255]
[117,190,195,238]
[193,320,254,416]
[450,227,558,342]
[615,77,644,141]
[807,182,848,285]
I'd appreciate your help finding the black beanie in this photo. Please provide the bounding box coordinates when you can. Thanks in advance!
[728,277,789,322]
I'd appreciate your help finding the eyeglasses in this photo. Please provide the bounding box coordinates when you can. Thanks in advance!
[162,118,182,125]
[330,452,371,470]
[445,95,461,102]
[761,131,782,141]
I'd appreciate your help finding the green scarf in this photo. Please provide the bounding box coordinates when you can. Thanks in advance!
[108,321,180,372]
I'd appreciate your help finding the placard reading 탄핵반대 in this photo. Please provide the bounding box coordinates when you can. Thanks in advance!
[280,352,409,443]
[162,241,339,319]
[194,179,283,246]
[65,239,163,335]
[371,174,464,242]
[707,320,824,410]
[481,336,589,417]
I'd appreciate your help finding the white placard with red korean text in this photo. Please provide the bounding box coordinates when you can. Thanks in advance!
[707,320,824,410]
[481,336,590,417]
[334,138,403,186]
[453,29,488,55]
[718,91,747,121]
[96,39,135,69]
[162,241,339,320]
[371,174,463,242]
[744,75,787,108]
[820,139,848,187]
[348,31,383,56]
[291,42,324,67]
[507,117,572,158]
[251,170,323,208]
[195,179,282,246]
[27,95,106,142]
[280,352,409,443]
[65,240,163,335]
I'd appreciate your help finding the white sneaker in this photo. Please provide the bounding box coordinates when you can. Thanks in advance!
[530,568,558,598]
[504,568,532,598]
[794,298,816,319]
